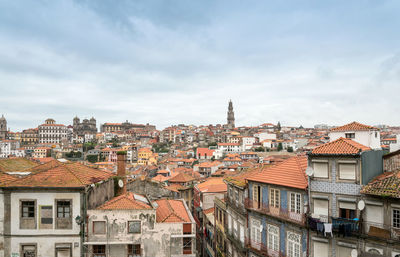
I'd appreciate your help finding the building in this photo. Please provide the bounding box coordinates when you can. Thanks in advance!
[194,161,224,177]
[193,177,227,257]
[246,156,309,257]
[72,116,97,136]
[38,118,68,144]
[0,160,114,257]
[214,197,227,257]
[307,137,384,257]
[0,115,7,140]
[21,128,39,145]
[0,140,25,158]
[329,121,381,149]
[227,100,235,130]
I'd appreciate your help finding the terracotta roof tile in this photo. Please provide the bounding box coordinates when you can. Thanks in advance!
[196,177,227,193]
[2,160,113,188]
[168,172,195,183]
[331,121,378,132]
[361,171,400,198]
[246,156,308,189]
[311,137,370,155]
[97,192,152,210]
[155,199,191,223]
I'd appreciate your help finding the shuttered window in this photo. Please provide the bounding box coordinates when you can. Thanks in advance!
[365,205,383,229]
[339,163,356,180]
[270,189,280,208]
[313,199,328,217]
[313,241,328,257]
[183,223,192,234]
[313,162,328,178]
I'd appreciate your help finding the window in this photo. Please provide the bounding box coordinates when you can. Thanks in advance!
[21,201,35,218]
[128,244,141,257]
[339,163,356,180]
[93,221,106,234]
[267,224,279,251]
[313,199,329,218]
[339,202,356,219]
[393,209,400,228]
[270,188,280,208]
[290,193,301,214]
[253,185,262,209]
[128,221,141,234]
[21,245,36,257]
[93,245,106,257]
[183,238,192,254]
[39,206,53,229]
[287,232,301,257]
[57,200,71,218]
[345,133,355,139]
[313,162,328,178]
[183,223,192,234]
[251,219,262,250]
[55,243,71,257]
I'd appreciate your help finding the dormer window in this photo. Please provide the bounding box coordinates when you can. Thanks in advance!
[345,133,355,139]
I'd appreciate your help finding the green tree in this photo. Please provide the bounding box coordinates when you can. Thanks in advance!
[87,155,99,163]
[287,146,294,152]
[277,143,283,151]
[254,146,265,152]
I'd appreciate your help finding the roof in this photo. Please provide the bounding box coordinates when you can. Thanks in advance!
[0,173,17,185]
[311,137,370,155]
[198,161,222,168]
[196,177,227,193]
[0,158,38,173]
[2,160,113,188]
[361,171,400,198]
[197,148,215,156]
[168,172,195,183]
[225,165,265,188]
[97,192,152,210]
[246,156,308,189]
[330,121,378,132]
[155,199,191,223]
[152,174,169,182]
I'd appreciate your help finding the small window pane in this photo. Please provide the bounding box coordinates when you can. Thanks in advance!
[128,221,141,233]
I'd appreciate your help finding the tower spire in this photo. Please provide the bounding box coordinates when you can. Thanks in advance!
[227,100,235,129]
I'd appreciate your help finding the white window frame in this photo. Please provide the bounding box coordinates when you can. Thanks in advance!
[313,161,328,178]
[270,188,280,208]
[290,192,301,214]
[287,231,301,257]
[267,224,279,251]
[393,208,400,229]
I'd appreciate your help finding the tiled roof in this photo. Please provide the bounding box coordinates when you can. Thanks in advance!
[168,172,195,183]
[198,161,222,168]
[155,199,191,223]
[196,177,227,193]
[0,158,38,173]
[0,173,17,185]
[361,171,400,198]
[225,165,267,188]
[331,121,378,132]
[246,156,308,189]
[152,174,169,182]
[311,137,370,155]
[197,148,215,156]
[97,192,152,210]
[2,160,113,188]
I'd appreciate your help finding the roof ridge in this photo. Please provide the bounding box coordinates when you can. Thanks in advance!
[63,163,85,185]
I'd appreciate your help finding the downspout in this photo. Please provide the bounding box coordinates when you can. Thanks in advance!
[105,215,109,257]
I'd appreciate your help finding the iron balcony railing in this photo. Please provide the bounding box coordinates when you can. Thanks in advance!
[225,230,246,253]
[245,238,286,257]
[244,198,306,226]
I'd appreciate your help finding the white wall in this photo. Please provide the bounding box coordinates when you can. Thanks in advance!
[329,130,381,149]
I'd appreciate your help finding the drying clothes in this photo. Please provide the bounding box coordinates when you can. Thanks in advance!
[324,223,333,237]
[317,222,324,235]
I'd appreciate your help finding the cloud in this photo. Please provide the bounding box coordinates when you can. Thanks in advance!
[0,0,400,131]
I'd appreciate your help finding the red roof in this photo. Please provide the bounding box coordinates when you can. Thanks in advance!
[197,148,215,157]
[168,172,195,183]
[155,199,191,223]
[246,156,308,189]
[196,177,227,193]
[331,121,378,132]
[2,160,113,188]
[311,137,370,155]
[97,192,152,210]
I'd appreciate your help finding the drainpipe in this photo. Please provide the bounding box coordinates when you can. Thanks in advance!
[105,215,109,257]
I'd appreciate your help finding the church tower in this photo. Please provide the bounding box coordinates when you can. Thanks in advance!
[227,100,235,129]
[0,114,8,140]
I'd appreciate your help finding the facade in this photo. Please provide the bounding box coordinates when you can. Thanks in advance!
[308,137,384,257]
[246,156,309,257]
[0,140,24,158]
[73,116,97,136]
[0,160,114,257]
[227,100,235,130]
[215,197,227,257]
[38,119,68,144]
[21,128,39,145]
[329,121,381,149]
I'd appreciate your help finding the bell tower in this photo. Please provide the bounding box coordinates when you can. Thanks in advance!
[0,114,8,140]
[227,100,235,129]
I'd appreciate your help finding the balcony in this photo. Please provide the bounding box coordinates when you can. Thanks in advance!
[225,230,246,254]
[244,198,306,226]
[226,196,246,215]
[361,221,400,242]
[245,238,286,257]
[308,216,360,237]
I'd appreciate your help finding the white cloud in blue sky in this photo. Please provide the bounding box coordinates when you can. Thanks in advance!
[0,0,399,130]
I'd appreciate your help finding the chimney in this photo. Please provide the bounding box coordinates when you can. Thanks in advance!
[117,151,127,195]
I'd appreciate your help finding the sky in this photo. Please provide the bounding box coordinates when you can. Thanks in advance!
[0,0,400,131]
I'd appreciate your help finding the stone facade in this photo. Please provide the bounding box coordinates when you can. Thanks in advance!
[73,116,97,136]
[0,115,7,140]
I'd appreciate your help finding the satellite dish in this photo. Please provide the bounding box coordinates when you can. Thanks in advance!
[306,167,314,176]
[118,179,124,188]
[351,249,358,257]
[357,200,365,211]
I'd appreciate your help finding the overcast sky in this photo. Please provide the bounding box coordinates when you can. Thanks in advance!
[0,0,399,131]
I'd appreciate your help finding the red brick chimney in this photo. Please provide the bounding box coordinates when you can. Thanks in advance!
[116,151,127,195]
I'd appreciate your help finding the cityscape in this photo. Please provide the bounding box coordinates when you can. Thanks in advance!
[1,101,400,257]
[1,1,400,257]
